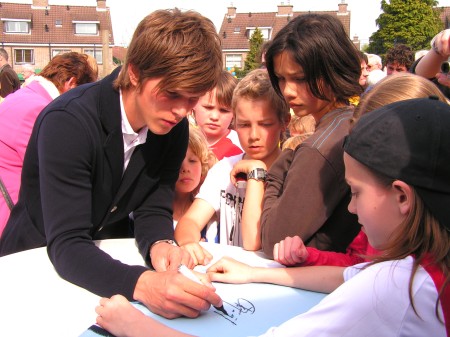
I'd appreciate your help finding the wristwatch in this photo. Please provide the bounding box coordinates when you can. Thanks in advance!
[150,239,178,252]
[247,168,267,182]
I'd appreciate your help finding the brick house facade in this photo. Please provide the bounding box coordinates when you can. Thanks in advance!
[0,0,113,79]
[219,2,356,70]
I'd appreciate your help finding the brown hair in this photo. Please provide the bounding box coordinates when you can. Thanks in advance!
[265,14,362,105]
[214,70,239,109]
[39,52,97,93]
[114,8,222,96]
[385,44,414,70]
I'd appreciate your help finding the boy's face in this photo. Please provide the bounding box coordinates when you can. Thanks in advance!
[386,62,408,76]
[191,88,233,144]
[124,66,201,134]
[344,153,407,249]
[234,98,284,165]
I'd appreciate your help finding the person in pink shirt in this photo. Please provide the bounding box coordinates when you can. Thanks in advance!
[0,52,97,236]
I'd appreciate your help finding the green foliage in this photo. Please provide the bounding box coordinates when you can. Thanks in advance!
[113,56,122,65]
[367,0,443,56]
[244,27,264,71]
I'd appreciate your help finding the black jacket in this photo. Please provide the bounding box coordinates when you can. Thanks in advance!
[0,67,189,299]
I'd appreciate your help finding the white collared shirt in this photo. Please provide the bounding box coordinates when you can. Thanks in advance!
[120,89,148,173]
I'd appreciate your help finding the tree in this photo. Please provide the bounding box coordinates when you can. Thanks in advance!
[367,0,443,56]
[244,27,264,72]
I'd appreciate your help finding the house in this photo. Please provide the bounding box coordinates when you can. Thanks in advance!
[0,0,114,79]
[219,1,356,70]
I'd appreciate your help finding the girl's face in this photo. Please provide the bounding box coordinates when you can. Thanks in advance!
[234,98,285,166]
[175,147,203,194]
[191,88,233,145]
[344,153,407,249]
[273,51,336,123]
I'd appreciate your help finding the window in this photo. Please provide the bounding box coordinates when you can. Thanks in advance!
[246,27,271,40]
[234,27,241,33]
[84,49,103,64]
[14,49,33,64]
[74,22,98,35]
[52,49,72,58]
[4,20,30,33]
[55,19,63,27]
[225,54,242,69]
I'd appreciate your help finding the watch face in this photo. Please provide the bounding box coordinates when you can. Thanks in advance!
[248,168,266,181]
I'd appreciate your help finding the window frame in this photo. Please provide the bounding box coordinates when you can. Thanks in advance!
[14,49,34,64]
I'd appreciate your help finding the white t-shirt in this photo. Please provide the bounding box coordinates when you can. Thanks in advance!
[196,153,245,247]
[257,256,445,337]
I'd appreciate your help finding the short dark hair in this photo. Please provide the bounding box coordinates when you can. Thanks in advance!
[265,13,362,105]
[385,44,414,70]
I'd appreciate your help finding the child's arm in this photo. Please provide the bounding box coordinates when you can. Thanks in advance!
[96,295,195,337]
[273,231,368,267]
[175,199,215,265]
[231,159,267,251]
[207,257,344,294]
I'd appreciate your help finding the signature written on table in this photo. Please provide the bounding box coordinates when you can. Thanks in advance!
[214,298,255,325]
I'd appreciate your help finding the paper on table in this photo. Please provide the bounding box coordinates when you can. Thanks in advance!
[79,242,327,337]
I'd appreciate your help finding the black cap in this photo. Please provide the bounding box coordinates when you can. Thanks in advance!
[344,97,450,231]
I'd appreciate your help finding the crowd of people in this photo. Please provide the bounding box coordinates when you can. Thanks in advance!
[0,8,448,337]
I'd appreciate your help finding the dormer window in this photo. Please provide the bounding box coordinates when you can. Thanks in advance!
[246,27,271,40]
[73,21,98,35]
[2,19,31,34]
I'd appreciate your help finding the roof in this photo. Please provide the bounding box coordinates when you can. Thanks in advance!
[0,2,114,45]
[219,9,351,51]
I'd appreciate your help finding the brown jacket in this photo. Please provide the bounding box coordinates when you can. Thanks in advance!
[261,107,360,258]
[0,64,20,98]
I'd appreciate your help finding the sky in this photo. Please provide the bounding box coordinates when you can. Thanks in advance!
[10,0,450,46]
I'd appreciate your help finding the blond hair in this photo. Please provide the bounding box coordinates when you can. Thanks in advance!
[281,133,314,151]
[232,69,289,125]
[288,115,316,136]
[353,73,449,126]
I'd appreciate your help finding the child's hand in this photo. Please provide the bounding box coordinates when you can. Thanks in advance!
[436,72,450,88]
[230,159,266,185]
[207,257,253,283]
[273,236,309,266]
[181,242,213,266]
[96,295,146,337]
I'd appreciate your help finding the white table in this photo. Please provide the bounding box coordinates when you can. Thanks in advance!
[0,239,327,337]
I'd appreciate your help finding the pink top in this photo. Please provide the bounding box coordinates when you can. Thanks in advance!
[301,230,380,267]
[0,80,53,235]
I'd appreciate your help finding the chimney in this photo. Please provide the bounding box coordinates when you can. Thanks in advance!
[227,5,236,18]
[97,0,107,9]
[32,0,48,8]
[338,1,348,14]
[277,2,293,17]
